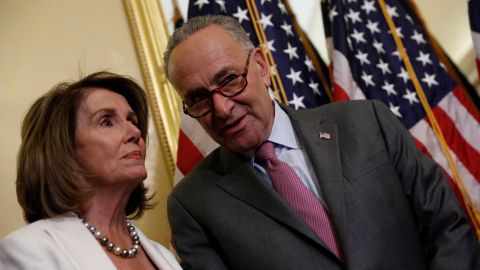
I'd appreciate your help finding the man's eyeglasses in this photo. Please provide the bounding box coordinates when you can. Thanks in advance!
[182,50,253,118]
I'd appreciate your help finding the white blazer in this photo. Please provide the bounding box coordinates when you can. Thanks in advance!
[0,212,182,270]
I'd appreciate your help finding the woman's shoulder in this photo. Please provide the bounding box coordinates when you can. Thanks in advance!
[0,213,80,246]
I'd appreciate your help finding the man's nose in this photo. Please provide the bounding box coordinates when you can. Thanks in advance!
[211,92,233,119]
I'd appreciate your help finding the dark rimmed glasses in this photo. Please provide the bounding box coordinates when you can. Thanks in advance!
[182,50,253,118]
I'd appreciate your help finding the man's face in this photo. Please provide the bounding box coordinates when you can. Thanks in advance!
[168,25,274,153]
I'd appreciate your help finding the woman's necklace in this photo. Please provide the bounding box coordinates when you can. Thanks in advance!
[80,216,141,258]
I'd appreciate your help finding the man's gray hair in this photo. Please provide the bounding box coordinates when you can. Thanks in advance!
[163,15,255,82]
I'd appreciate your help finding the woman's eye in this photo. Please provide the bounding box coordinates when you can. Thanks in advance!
[101,118,113,127]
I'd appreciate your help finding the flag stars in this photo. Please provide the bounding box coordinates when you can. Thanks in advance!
[347,8,362,24]
[278,2,287,14]
[259,12,274,29]
[355,50,370,65]
[373,39,385,54]
[264,39,276,52]
[422,73,439,87]
[411,30,426,44]
[233,7,249,23]
[351,29,366,43]
[361,0,376,15]
[392,49,405,60]
[283,43,299,60]
[329,6,338,21]
[281,21,294,36]
[416,51,432,66]
[397,67,410,83]
[386,5,399,17]
[308,79,321,95]
[389,102,402,118]
[286,68,304,86]
[403,89,419,105]
[376,58,391,75]
[305,58,314,72]
[366,20,381,34]
[194,0,209,10]
[215,0,226,13]
[381,81,398,96]
[289,93,306,110]
[361,71,376,87]
[389,27,404,39]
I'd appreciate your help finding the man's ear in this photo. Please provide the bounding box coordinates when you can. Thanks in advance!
[253,47,271,87]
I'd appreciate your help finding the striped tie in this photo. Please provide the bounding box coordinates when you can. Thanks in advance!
[255,142,343,259]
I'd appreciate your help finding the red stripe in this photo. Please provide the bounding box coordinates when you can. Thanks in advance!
[332,82,351,101]
[176,129,205,175]
[452,86,480,123]
[476,59,480,80]
[427,106,480,182]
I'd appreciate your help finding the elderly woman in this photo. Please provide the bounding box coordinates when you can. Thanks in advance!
[0,72,181,269]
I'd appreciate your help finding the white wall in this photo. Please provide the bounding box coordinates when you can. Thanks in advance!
[0,0,172,245]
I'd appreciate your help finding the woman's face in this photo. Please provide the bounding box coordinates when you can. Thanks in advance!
[74,88,147,186]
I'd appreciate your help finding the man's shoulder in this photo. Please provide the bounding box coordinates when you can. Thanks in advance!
[288,99,386,121]
[171,147,224,193]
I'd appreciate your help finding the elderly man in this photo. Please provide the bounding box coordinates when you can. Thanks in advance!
[163,15,479,270]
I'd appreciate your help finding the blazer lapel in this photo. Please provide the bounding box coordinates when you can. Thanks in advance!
[136,228,180,270]
[216,148,328,249]
[287,108,348,250]
[45,213,116,270]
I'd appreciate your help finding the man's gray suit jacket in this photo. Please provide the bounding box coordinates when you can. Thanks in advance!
[168,100,480,270]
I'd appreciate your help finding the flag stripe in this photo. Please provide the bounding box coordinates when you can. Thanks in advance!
[431,106,480,181]
[332,50,366,100]
[438,89,480,153]
[410,120,480,211]
[177,129,205,175]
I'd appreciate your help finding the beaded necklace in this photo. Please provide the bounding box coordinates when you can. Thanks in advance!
[80,217,141,258]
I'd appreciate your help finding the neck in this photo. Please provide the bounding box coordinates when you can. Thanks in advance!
[80,184,135,235]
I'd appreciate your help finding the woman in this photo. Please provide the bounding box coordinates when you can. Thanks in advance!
[0,72,182,269]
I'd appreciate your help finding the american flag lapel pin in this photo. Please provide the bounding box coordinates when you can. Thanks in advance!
[319,132,331,140]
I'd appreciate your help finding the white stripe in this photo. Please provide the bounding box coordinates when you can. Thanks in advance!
[173,167,184,185]
[180,114,218,156]
[472,31,480,56]
[410,120,480,212]
[332,50,366,100]
[438,91,480,153]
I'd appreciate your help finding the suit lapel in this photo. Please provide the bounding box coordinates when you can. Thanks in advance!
[216,148,328,249]
[287,107,348,249]
[45,213,116,270]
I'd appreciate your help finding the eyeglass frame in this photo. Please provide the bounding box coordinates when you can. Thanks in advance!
[182,49,254,118]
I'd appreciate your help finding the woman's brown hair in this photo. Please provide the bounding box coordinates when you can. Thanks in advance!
[17,71,153,223]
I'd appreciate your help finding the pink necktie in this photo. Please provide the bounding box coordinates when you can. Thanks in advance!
[255,142,343,259]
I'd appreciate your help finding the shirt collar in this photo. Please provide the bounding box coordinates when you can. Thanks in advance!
[268,102,300,150]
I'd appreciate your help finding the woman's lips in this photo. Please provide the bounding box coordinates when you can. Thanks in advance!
[123,151,142,160]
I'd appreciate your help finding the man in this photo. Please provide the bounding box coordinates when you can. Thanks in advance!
[163,15,479,270]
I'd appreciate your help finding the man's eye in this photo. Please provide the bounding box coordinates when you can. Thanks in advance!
[222,74,238,85]
[189,93,209,104]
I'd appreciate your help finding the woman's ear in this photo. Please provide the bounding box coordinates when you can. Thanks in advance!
[253,47,271,87]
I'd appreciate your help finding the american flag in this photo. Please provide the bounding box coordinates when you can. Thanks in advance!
[469,0,480,79]
[322,0,480,231]
[175,0,332,181]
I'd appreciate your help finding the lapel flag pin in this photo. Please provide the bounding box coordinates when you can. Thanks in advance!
[319,132,331,140]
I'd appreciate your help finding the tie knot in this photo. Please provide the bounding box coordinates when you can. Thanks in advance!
[255,142,276,161]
